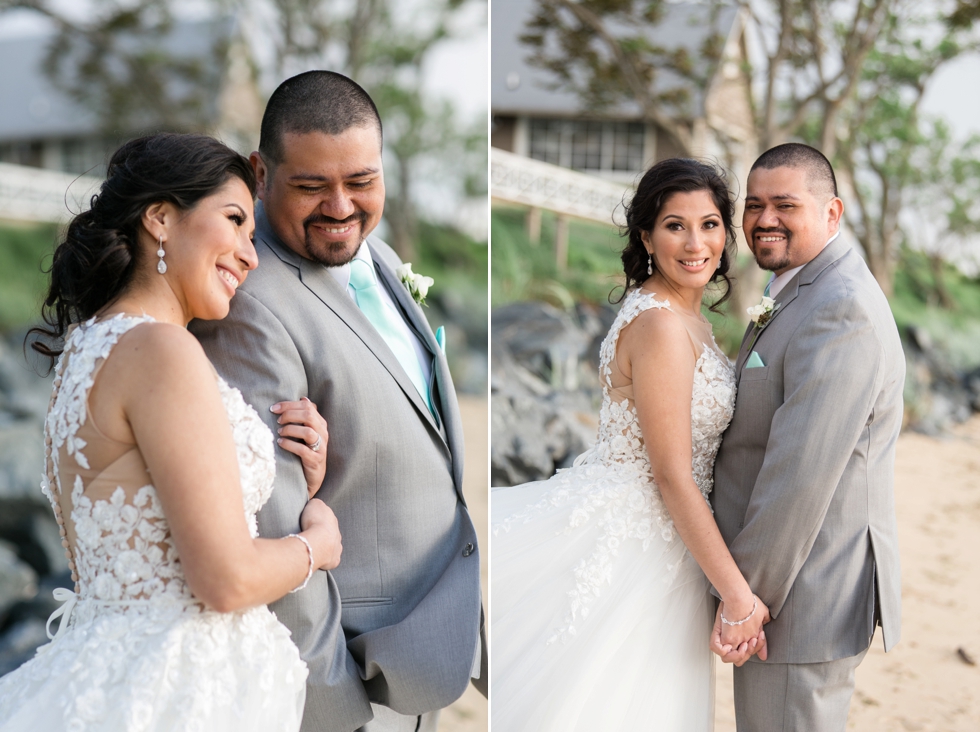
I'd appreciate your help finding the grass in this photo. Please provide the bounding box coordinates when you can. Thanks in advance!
[0,222,59,333]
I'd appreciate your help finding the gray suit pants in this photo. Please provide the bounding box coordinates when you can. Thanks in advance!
[355,705,439,732]
[733,649,868,731]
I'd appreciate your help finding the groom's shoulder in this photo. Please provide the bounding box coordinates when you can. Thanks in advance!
[239,236,297,294]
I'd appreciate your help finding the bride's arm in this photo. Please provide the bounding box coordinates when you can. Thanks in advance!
[101,322,341,612]
[624,309,768,655]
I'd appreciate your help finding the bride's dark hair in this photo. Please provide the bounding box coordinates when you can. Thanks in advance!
[616,158,737,312]
[28,132,256,366]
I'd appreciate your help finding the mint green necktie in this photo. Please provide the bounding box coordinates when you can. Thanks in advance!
[348,259,432,413]
[764,280,772,298]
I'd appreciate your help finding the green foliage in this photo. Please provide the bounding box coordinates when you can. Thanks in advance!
[0,222,59,333]
[891,246,980,370]
[414,219,487,290]
[490,207,623,308]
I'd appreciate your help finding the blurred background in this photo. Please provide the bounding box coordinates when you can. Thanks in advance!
[490,1,979,728]
[0,1,487,729]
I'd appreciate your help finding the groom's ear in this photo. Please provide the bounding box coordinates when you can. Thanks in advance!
[250,151,269,201]
[826,196,844,233]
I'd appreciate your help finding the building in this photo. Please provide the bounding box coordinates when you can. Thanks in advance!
[0,15,261,181]
[491,0,756,185]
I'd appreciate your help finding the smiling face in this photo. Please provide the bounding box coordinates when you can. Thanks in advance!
[640,189,728,294]
[162,177,258,321]
[254,126,385,267]
[743,165,843,274]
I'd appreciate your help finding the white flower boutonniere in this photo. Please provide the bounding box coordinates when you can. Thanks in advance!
[747,295,778,329]
[396,262,434,306]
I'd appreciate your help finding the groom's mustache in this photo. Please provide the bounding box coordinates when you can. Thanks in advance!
[304,212,368,228]
[752,227,790,240]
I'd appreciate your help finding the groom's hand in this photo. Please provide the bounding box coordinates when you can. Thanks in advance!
[709,602,769,666]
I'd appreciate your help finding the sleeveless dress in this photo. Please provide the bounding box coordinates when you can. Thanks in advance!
[0,314,308,731]
[491,289,736,731]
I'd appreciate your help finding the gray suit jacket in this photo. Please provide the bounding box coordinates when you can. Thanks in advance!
[191,207,483,731]
[712,236,904,665]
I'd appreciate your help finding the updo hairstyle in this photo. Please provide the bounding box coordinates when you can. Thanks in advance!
[618,158,737,311]
[29,133,256,364]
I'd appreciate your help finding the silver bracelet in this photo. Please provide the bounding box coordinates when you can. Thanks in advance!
[721,597,758,626]
[286,533,314,593]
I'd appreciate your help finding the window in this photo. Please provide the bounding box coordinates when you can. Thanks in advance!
[529,119,645,172]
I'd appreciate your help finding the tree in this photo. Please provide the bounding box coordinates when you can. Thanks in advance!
[517,0,980,296]
[520,0,729,156]
[0,0,487,261]
[2,0,228,135]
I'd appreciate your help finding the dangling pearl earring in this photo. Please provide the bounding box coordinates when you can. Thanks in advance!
[156,234,167,274]
[647,254,653,276]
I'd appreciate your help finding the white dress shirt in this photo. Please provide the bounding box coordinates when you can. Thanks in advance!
[766,230,840,299]
[328,243,433,389]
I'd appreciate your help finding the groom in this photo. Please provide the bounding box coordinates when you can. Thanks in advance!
[712,143,904,730]
[192,71,485,732]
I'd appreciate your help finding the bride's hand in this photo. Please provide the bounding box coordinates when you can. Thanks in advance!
[272,397,328,499]
[710,595,771,665]
[300,498,343,570]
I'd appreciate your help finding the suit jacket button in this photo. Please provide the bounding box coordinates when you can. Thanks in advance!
[462,543,474,557]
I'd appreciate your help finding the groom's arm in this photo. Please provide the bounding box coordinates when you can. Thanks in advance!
[727,292,884,619]
[191,290,373,732]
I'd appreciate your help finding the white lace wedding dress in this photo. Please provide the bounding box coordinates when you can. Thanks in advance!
[0,315,308,731]
[491,289,736,731]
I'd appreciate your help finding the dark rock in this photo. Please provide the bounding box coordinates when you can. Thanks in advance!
[491,301,608,486]
[0,541,38,623]
[0,618,48,677]
[903,325,974,434]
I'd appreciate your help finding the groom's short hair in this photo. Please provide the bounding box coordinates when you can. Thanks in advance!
[259,70,383,165]
[751,143,839,200]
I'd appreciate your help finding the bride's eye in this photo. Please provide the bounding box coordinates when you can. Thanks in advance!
[229,214,246,226]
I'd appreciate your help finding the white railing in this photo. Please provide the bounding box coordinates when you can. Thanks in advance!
[0,163,101,224]
[490,147,633,225]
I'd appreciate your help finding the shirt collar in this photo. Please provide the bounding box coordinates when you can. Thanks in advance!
[766,229,840,299]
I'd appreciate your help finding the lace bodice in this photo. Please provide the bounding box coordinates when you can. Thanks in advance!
[583,288,736,495]
[40,314,277,605]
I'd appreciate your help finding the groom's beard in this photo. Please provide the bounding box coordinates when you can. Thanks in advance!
[302,212,369,267]
[750,227,793,272]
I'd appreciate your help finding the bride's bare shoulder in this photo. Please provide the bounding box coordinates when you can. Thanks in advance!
[99,320,213,388]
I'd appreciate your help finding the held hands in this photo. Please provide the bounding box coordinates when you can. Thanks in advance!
[709,594,771,666]
[300,498,343,571]
[272,397,328,499]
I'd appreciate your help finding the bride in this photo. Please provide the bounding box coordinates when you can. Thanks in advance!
[0,133,341,731]
[491,158,770,730]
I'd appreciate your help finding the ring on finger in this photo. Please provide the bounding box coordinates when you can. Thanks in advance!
[309,435,322,452]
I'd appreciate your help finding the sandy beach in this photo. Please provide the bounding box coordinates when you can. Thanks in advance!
[715,417,980,730]
[452,398,979,731]
[439,395,489,732]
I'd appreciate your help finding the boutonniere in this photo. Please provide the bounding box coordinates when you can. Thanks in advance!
[745,295,779,358]
[746,295,778,329]
[396,263,434,306]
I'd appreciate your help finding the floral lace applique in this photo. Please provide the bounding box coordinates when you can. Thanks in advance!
[40,315,276,604]
[493,288,737,642]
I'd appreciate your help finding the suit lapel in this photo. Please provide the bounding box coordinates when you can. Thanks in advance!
[256,217,444,438]
[370,245,463,478]
[735,236,853,378]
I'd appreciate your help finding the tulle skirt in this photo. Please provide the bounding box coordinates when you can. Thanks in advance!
[491,462,715,731]
[0,599,307,732]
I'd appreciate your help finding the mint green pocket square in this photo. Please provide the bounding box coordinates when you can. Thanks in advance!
[435,325,446,354]
[745,351,765,369]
